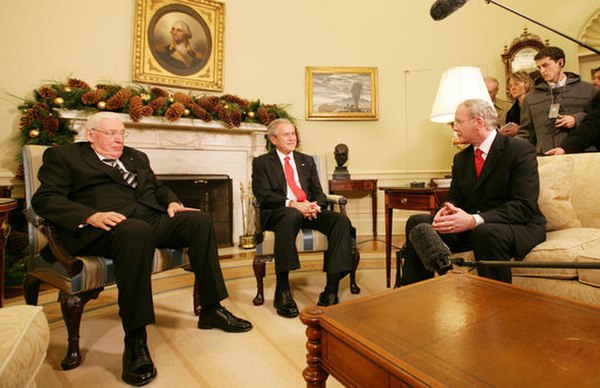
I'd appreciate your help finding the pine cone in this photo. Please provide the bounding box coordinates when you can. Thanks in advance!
[173,92,194,107]
[81,89,107,105]
[257,106,271,126]
[230,108,242,127]
[129,95,143,109]
[216,104,232,126]
[19,115,34,128]
[198,96,219,112]
[129,108,143,122]
[95,84,121,94]
[37,87,57,100]
[140,106,153,116]
[67,78,91,90]
[165,102,186,122]
[148,97,166,111]
[151,87,169,98]
[222,94,249,108]
[190,103,212,122]
[106,88,132,110]
[42,116,59,135]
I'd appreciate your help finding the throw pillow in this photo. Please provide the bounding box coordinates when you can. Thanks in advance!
[537,156,581,231]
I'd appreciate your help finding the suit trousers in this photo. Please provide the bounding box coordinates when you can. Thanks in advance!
[400,214,515,286]
[77,209,228,333]
[263,207,353,275]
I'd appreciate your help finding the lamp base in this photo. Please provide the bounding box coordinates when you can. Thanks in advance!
[238,235,256,249]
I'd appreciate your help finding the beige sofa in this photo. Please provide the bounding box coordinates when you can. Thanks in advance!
[511,153,600,306]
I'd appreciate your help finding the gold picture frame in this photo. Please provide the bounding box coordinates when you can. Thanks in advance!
[306,66,378,121]
[132,0,225,91]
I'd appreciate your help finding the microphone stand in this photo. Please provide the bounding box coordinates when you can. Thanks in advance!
[485,0,600,56]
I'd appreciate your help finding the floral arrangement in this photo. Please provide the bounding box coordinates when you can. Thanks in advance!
[16,77,292,152]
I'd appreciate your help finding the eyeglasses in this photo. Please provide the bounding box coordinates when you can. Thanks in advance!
[452,117,476,128]
[91,129,129,138]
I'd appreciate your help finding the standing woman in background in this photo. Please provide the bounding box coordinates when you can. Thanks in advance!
[500,71,535,137]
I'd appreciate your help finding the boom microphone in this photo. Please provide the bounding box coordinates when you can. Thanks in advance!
[430,0,469,21]
[409,223,453,275]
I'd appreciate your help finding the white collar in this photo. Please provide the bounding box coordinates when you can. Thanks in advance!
[476,130,497,156]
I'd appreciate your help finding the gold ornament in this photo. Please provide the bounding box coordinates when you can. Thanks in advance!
[53,97,64,106]
[247,111,255,118]
[224,104,230,110]
[168,96,174,103]
[184,109,190,116]
[64,86,72,92]
[97,101,107,110]
[29,129,40,138]
[141,93,150,101]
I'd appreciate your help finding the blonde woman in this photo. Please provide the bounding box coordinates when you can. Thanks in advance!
[500,71,535,136]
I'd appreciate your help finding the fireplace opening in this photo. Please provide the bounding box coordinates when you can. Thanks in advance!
[158,174,233,247]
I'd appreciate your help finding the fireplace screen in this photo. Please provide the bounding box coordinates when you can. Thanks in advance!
[158,174,233,247]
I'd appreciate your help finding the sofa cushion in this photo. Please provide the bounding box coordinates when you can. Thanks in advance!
[537,156,581,231]
[514,228,600,278]
[576,249,600,288]
[0,305,49,388]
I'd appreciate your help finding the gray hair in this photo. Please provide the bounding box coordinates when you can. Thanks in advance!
[267,118,294,138]
[460,99,498,130]
[172,20,192,39]
[84,112,124,131]
[484,76,499,89]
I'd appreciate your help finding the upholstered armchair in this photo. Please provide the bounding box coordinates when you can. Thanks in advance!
[251,155,361,306]
[22,144,200,370]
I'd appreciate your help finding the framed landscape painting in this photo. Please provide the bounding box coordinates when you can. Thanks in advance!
[305,66,378,121]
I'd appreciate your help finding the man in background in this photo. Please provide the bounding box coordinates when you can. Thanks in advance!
[517,46,597,154]
[485,76,511,126]
[32,112,252,386]
[592,67,600,91]
[401,99,546,286]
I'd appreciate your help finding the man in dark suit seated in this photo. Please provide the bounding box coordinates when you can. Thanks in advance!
[31,112,252,386]
[252,119,354,318]
[401,99,547,286]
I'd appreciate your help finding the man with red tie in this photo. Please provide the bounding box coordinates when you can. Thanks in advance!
[252,119,354,317]
[400,99,546,285]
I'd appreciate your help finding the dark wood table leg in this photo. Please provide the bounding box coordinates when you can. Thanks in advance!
[300,307,328,387]
[372,182,377,238]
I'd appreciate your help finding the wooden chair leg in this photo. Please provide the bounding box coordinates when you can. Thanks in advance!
[58,288,102,370]
[394,244,406,289]
[23,274,41,306]
[350,247,361,294]
[252,256,268,306]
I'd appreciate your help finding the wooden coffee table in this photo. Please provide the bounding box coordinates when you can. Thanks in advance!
[300,273,600,387]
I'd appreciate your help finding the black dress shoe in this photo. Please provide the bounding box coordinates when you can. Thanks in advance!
[122,337,157,386]
[317,292,339,306]
[273,290,299,318]
[198,305,253,333]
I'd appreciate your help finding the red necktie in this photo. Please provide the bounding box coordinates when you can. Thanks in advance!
[284,156,307,202]
[474,148,484,178]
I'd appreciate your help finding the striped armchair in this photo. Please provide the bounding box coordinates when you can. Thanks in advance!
[22,144,199,370]
[251,155,361,306]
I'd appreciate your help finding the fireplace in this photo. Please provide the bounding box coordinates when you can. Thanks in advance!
[60,110,267,245]
[159,174,233,247]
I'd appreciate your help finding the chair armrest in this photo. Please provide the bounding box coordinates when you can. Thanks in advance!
[24,208,83,277]
[325,194,348,215]
[252,199,264,244]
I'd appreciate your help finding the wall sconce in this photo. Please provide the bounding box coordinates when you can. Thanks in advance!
[430,66,492,124]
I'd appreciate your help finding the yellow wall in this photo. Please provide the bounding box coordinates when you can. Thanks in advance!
[1,0,598,232]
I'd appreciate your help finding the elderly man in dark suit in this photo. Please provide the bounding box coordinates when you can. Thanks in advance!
[32,112,252,386]
[252,119,354,318]
[401,99,547,286]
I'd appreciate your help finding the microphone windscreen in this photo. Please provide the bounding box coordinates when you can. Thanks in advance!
[409,223,453,274]
[430,0,469,21]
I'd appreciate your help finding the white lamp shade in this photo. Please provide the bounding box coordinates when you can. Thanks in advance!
[430,66,493,123]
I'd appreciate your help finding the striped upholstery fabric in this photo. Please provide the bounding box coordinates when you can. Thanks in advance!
[22,145,190,294]
[254,155,330,256]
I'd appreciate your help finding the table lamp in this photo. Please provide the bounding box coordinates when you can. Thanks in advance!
[430,66,492,124]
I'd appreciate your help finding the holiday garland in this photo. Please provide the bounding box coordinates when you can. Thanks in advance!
[17,78,291,154]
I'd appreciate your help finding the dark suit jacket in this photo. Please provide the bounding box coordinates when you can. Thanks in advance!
[559,91,600,153]
[446,132,546,258]
[31,142,179,254]
[252,151,326,226]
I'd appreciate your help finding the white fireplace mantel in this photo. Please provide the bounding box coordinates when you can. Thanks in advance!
[60,110,268,244]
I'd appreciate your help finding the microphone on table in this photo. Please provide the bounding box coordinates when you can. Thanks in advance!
[430,0,469,21]
[409,223,454,275]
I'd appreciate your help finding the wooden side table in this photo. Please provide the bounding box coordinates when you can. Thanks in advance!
[328,179,377,238]
[379,186,449,287]
[0,198,17,308]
